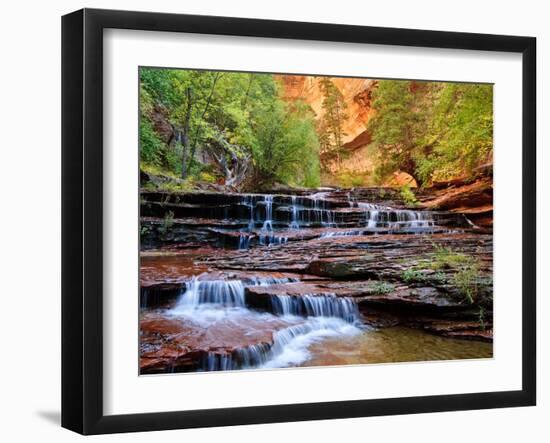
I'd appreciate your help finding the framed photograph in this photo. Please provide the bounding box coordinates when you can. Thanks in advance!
[62,8,536,435]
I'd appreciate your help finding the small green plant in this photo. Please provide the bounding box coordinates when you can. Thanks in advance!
[431,244,472,270]
[159,211,175,238]
[371,281,395,294]
[453,262,480,304]
[400,184,418,207]
[162,179,195,192]
[433,271,447,283]
[142,182,157,191]
[401,268,426,283]
[478,306,487,331]
[430,244,483,304]
[199,171,217,183]
[337,171,370,188]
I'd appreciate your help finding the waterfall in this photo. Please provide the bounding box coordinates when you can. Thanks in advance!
[238,234,251,250]
[310,193,337,227]
[175,277,246,308]
[202,343,271,371]
[289,196,300,230]
[200,317,362,371]
[261,195,273,231]
[245,276,300,286]
[391,210,434,228]
[270,294,360,323]
[259,195,276,245]
[358,202,434,229]
[243,194,256,231]
[175,276,302,309]
[169,274,364,372]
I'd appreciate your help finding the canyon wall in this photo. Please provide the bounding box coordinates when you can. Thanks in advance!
[278,75,415,187]
[277,75,382,186]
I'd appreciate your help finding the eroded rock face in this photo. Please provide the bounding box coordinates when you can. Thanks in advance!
[140,310,300,373]
[278,75,377,145]
[140,188,493,373]
[420,167,493,228]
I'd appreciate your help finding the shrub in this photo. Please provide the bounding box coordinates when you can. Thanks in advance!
[159,211,175,238]
[199,171,217,183]
[431,244,472,269]
[431,244,484,304]
[453,262,480,304]
[401,269,426,283]
[371,281,395,294]
[400,184,418,207]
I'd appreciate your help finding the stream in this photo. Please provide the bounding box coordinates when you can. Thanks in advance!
[140,189,493,374]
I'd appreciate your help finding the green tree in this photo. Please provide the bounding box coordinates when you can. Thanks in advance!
[368,80,493,185]
[418,83,493,182]
[319,78,348,169]
[368,80,427,185]
[139,68,320,189]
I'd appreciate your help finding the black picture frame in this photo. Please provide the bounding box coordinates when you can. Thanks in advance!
[62,8,536,435]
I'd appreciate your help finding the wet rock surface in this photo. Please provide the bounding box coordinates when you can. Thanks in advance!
[140,188,493,373]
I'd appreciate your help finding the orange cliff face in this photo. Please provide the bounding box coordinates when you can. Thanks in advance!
[277,75,377,145]
[276,75,379,185]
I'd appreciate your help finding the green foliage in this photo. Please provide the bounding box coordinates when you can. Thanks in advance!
[318,78,348,169]
[433,271,447,283]
[453,262,480,304]
[401,268,426,283]
[399,184,418,206]
[139,118,165,166]
[139,68,320,189]
[478,306,487,330]
[161,180,195,192]
[252,99,320,187]
[431,244,472,270]
[368,80,493,185]
[159,211,175,238]
[371,281,395,294]
[198,171,217,183]
[337,171,369,188]
[430,244,484,304]
[423,83,493,182]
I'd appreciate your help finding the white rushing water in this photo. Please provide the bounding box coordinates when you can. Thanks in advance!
[358,202,435,229]
[170,277,363,371]
[289,195,300,230]
[201,317,362,371]
[270,293,360,323]
[260,318,362,369]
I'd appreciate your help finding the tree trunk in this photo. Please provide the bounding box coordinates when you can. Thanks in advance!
[181,87,193,179]
[242,74,254,110]
[402,157,421,186]
[187,72,221,172]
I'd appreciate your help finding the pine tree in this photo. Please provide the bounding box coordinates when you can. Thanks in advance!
[319,78,348,169]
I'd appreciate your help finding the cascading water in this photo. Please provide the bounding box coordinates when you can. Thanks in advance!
[201,318,362,371]
[289,196,300,230]
[270,294,360,323]
[310,192,337,227]
[170,275,362,372]
[261,195,273,232]
[238,194,289,248]
[358,202,434,230]
[391,210,435,228]
[243,194,256,231]
[262,318,362,368]
[258,195,289,246]
[175,276,301,309]
[175,277,247,308]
